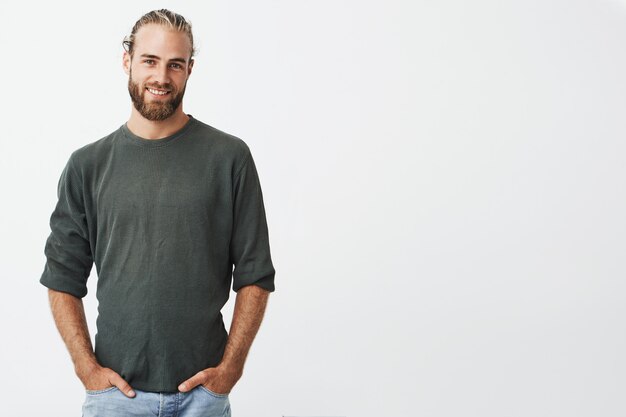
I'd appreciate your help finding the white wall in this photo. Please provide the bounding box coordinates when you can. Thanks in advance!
[1,1,625,416]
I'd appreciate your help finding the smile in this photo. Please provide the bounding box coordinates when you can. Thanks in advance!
[146,87,170,96]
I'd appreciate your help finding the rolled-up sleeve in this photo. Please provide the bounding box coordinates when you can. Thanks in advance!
[40,154,93,298]
[229,148,276,293]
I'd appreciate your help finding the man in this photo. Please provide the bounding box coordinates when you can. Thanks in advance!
[39,9,275,417]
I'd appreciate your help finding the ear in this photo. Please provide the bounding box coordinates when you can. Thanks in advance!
[122,51,131,76]
[187,58,194,76]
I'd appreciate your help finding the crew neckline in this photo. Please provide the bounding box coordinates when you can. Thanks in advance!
[122,114,197,148]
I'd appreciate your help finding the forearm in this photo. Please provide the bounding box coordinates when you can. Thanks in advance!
[219,284,270,374]
[47,289,99,377]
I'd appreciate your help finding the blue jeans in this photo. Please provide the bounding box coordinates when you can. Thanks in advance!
[82,385,231,417]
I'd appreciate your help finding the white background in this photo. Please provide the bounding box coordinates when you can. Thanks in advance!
[1,1,625,416]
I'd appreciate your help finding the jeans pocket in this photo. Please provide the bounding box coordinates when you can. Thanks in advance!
[85,386,118,395]
[198,385,229,398]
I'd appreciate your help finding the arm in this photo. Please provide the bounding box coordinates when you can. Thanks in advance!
[220,284,270,374]
[41,154,138,396]
[178,284,270,393]
[47,289,136,397]
[47,288,98,377]
[178,147,276,394]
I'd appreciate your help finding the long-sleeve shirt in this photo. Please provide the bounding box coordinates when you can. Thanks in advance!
[39,114,276,392]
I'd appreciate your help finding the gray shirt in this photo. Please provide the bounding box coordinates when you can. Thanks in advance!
[40,114,276,392]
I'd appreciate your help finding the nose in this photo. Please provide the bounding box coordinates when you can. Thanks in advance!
[152,62,170,86]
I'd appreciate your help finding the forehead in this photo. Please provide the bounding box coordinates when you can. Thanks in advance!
[133,23,191,58]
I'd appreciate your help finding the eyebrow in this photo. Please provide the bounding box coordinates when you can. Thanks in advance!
[139,54,188,64]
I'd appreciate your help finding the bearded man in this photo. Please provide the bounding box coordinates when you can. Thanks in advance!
[39,9,276,417]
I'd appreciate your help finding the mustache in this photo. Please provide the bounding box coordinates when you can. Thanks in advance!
[144,83,174,92]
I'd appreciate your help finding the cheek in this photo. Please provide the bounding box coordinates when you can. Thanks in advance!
[176,78,188,91]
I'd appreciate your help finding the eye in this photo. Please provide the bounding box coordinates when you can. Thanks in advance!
[144,59,155,65]
[170,63,183,69]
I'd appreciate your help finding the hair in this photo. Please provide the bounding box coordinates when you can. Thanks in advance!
[122,9,196,63]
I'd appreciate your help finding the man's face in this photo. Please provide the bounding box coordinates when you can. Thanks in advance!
[123,24,194,121]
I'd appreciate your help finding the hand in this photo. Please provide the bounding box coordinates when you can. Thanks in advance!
[78,363,136,398]
[177,364,242,395]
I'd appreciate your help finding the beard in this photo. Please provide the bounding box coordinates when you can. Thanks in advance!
[127,70,187,121]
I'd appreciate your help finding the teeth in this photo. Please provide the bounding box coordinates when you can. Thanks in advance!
[147,88,169,95]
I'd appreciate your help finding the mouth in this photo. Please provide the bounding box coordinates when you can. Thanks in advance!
[146,87,171,97]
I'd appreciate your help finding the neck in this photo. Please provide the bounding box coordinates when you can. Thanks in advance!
[126,107,190,140]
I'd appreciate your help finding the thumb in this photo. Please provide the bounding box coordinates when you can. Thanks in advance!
[178,370,208,392]
[107,370,136,398]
